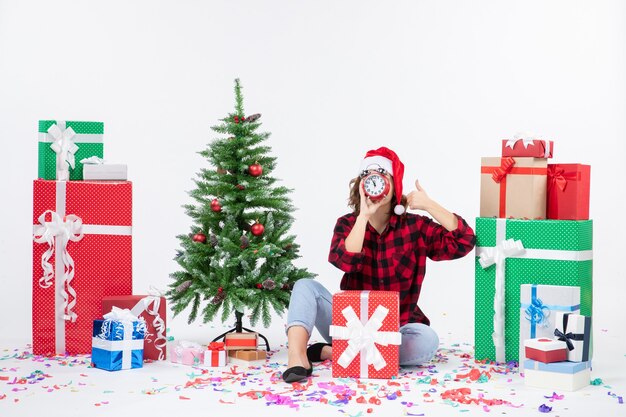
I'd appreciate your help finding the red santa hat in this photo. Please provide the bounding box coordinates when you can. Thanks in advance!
[359,147,405,215]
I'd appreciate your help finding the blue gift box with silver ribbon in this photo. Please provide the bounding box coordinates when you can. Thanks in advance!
[91,307,146,371]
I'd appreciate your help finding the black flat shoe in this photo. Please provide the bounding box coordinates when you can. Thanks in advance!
[307,342,332,363]
[282,365,313,383]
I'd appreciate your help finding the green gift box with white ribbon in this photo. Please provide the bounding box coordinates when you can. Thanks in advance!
[38,120,104,180]
[474,217,592,363]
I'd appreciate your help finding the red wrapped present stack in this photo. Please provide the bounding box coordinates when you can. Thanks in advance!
[32,119,133,356]
[102,295,167,360]
[329,291,401,379]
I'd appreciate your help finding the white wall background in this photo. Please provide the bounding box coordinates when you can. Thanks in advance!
[1,0,624,346]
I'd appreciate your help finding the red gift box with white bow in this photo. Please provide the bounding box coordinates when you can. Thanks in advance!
[32,180,132,355]
[501,136,554,158]
[329,291,401,379]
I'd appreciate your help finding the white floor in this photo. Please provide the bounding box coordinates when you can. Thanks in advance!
[1,327,624,417]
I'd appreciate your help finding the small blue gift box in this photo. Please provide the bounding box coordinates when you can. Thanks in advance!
[92,318,145,371]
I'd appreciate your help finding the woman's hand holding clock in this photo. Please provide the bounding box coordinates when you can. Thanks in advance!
[358,179,391,219]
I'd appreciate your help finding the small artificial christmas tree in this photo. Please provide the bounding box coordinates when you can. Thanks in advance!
[168,79,315,330]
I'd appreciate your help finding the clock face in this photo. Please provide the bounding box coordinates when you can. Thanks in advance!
[362,173,389,198]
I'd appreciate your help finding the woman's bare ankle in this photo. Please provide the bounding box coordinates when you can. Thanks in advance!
[321,345,332,361]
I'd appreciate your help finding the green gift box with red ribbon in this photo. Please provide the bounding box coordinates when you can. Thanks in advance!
[480,157,548,219]
[547,164,591,220]
[474,217,592,363]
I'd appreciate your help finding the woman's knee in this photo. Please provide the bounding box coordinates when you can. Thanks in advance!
[292,278,326,297]
[292,278,316,292]
[399,324,439,365]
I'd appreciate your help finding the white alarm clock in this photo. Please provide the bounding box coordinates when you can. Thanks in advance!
[361,171,390,201]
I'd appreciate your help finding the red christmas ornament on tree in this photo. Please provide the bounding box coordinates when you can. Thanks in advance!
[256,283,263,289]
[248,162,263,177]
[211,198,222,212]
[236,184,245,190]
[251,222,265,236]
[192,232,207,243]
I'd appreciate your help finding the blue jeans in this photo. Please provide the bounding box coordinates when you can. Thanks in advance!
[286,279,439,366]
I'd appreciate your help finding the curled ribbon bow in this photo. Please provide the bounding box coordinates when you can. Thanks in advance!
[130,292,167,360]
[48,123,78,180]
[491,157,515,183]
[525,298,550,329]
[33,210,84,321]
[208,341,225,351]
[99,307,144,340]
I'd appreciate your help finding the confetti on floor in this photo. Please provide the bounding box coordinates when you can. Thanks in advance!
[1,341,624,416]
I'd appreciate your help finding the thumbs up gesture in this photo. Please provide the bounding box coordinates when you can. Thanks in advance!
[406,180,432,211]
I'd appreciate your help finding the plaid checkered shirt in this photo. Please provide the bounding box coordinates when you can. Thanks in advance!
[328,213,476,326]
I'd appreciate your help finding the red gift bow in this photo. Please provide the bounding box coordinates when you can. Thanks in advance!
[491,157,515,183]
[208,341,225,351]
[547,166,581,192]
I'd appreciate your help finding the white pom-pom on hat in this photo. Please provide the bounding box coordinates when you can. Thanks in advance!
[394,204,405,215]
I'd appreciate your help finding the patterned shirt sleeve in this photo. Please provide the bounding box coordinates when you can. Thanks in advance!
[328,215,365,273]
[420,214,476,261]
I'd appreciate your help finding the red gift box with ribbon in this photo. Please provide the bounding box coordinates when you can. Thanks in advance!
[102,295,167,360]
[32,180,132,355]
[501,137,554,158]
[547,164,591,220]
[329,291,401,379]
[204,342,228,367]
[480,157,548,219]
[524,338,568,363]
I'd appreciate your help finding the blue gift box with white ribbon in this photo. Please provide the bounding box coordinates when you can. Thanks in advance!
[91,308,146,371]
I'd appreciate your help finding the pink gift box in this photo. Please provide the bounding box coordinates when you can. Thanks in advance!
[169,341,204,366]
